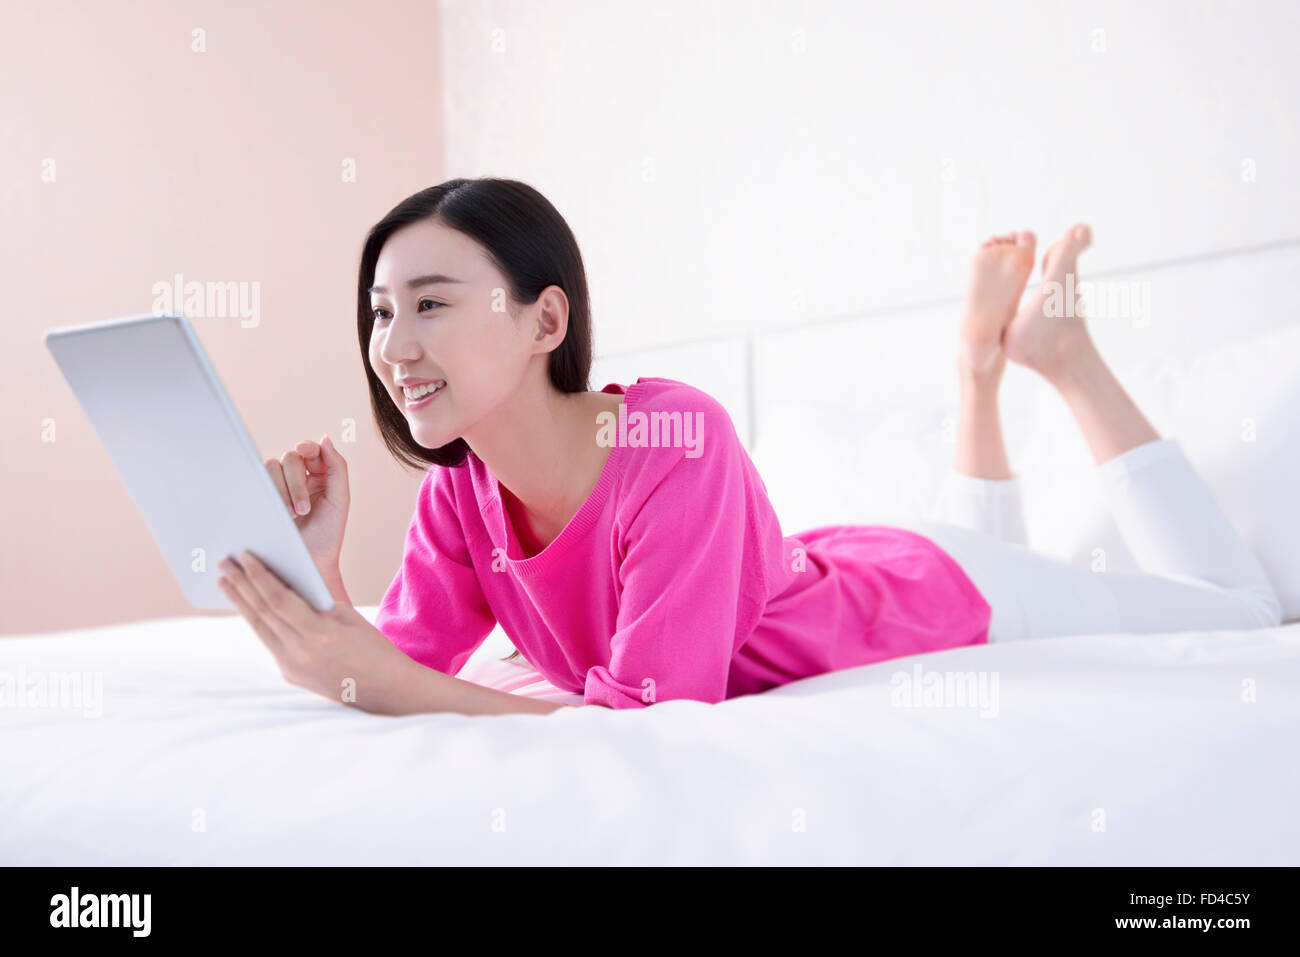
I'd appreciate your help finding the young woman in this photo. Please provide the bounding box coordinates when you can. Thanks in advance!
[216,178,1283,716]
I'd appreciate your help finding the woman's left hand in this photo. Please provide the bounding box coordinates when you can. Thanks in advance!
[218,550,426,715]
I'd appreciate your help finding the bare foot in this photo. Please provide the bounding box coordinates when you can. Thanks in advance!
[1004,223,1094,381]
[959,231,1036,381]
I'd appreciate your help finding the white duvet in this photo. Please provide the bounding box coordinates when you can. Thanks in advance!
[2,608,1298,865]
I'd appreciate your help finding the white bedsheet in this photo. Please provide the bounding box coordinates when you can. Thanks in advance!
[2,608,1298,865]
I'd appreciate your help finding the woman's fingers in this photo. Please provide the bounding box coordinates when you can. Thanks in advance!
[318,436,350,504]
[279,450,311,515]
[219,570,288,664]
[264,458,299,519]
[232,551,315,633]
[221,556,289,632]
[296,441,332,498]
[295,439,324,472]
[320,435,347,476]
[265,438,348,524]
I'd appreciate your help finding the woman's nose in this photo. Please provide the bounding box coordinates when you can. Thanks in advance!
[377,314,422,365]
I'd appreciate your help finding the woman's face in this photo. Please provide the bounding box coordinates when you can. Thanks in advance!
[367,220,539,450]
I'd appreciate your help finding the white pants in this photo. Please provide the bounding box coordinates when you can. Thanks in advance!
[894,438,1283,642]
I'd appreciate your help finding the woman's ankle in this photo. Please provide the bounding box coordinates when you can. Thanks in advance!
[957,356,1004,396]
[1039,329,1103,397]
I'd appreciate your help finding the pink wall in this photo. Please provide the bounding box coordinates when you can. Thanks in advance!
[1,1,445,634]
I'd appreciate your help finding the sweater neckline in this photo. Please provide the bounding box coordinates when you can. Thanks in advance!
[486,378,641,576]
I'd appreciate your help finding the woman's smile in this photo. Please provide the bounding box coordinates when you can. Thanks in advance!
[404,382,446,410]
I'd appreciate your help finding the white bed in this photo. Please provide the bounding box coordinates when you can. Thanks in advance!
[2,605,1298,865]
[9,246,1298,866]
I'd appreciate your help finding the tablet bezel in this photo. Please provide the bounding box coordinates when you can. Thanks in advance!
[44,312,336,613]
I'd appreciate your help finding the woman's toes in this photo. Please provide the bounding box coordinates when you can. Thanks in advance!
[1004,223,1095,376]
[1015,231,1037,265]
[962,229,1038,379]
[1041,223,1092,277]
[983,233,1016,249]
[1055,223,1092,261]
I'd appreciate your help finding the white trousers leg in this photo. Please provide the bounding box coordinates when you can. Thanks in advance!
[897,438,1283,642]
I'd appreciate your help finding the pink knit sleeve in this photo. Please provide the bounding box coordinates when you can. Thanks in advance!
[583,423,758,709]
[374,468,498,676]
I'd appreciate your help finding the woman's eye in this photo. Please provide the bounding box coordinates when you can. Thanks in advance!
[372,300,441,322]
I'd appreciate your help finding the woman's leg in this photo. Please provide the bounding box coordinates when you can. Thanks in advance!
[1002,224,1160,465]
[953,230,1033,481]
[911,436,1282,641]
[1006,223,1279,627]
[931,231,1034,545]
[916,226,1283,639]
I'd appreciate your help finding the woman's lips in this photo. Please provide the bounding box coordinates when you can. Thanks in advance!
[404,383,445,410]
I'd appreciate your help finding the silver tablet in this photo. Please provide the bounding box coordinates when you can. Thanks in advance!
[44,312,335,612]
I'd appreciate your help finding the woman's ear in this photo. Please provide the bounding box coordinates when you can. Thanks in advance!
[532,285,570,346]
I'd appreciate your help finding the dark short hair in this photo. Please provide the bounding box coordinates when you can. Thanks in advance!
[356,178,594,470]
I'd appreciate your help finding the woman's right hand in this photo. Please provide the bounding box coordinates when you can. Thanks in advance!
[265,435,351,569]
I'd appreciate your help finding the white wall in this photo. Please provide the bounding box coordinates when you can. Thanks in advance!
[438,0,1300,591]
[440,0,1299,358]
[1,0,447,634]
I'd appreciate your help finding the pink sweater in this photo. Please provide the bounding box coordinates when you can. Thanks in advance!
[375,377,991,709]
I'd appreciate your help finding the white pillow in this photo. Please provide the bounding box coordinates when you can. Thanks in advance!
[1061,321,1300,621]
[751,321,1300,622]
